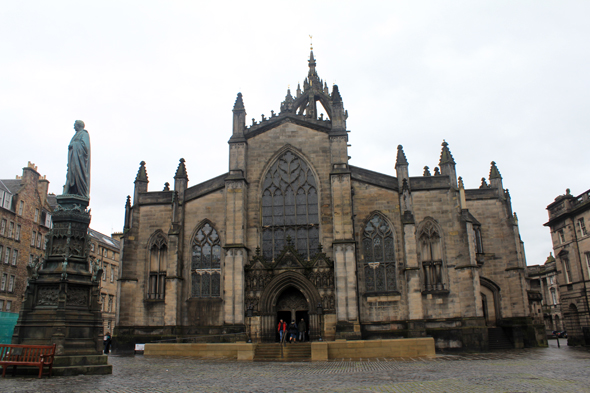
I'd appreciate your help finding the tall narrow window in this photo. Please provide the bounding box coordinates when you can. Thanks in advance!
[550,288,557,305]
[8,276,14,293]
[147,233,167,300]
[579,218,587,236]
[0,220,6,236]
[18,201,24,216]
[585,252,590,280]
[261,151,319,261]
[419,220,445,291]
[11,250,17,266]
[31,231,36,246]
[558,229,565,244]
[15,225,21,241]
[8,222,14,238]
[4,248,10,265]
[562,257,572,284]
[362,214,396,292]
[191,222,221,298]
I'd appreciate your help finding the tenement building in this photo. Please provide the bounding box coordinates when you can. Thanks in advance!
[117,51,543,351]
[545,188,590,345]
[88,228,121,333]
[526,253,563,335]
[0,162,54,314]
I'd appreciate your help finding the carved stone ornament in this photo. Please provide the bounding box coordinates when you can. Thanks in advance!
[67,287,89,307]
[37,287,59,306]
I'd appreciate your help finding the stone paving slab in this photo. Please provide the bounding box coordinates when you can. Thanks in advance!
[1,341,589,392]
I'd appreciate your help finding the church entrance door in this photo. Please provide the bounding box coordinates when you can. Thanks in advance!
[275,287,309,342]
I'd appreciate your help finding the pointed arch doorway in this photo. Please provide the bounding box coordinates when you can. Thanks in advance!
[275,287,309,341]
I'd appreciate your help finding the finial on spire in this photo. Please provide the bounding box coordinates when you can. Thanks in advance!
[423,166,431,176]
[439,140,456,166]
[135,161,148,182]
[489,161,502,180]
[175,158,188,179]
[395,145,408,167]
[309,34,313,50]
[233,92,245,111]
[458,176,464,189]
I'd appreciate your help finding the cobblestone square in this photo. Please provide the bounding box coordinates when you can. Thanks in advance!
[1,341,589,393]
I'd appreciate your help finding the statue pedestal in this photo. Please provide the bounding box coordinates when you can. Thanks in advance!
[12,194,112,375]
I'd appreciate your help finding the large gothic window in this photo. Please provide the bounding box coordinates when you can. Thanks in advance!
[362,214,396,292]
[419,220,445,291]
[148,232,167,300]
[191,222,221,297]
[261,151,319,261]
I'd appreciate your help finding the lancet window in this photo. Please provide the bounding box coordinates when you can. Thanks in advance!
[419,220,446,291]
[362,214,396,292]
[191,222,221,298]
[147,232,167,300]
[261,151,319,261]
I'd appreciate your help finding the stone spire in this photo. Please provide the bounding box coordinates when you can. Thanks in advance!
[134,161,148,204]
[135,161,148,183]
[423,166,431,176]
[489,161,504,196]
[280,87,295,113]
[438,140,457,188]
[174,158,188,180]
[395,145,408,167]
[331,84,347,133]
[395,145,409,190]
[231,92,246,140]
[124,195,132,230]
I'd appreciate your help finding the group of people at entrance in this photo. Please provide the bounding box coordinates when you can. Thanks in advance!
[278,319,307,343]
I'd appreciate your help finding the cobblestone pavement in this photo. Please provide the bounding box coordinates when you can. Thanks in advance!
[2,340,590,393]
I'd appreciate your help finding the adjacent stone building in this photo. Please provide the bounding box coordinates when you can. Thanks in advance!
[545,188,590,345]
[88,228,121,333]
[0,162,55,314]
[117,51,544,351]
[526,253,563,335]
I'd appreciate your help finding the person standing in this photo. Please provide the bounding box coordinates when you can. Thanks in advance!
[103,332,112,354]
[298,318,307,342]
[288,320,298,343]
[277,319,287,343]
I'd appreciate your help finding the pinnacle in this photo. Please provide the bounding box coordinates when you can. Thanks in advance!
[439,140,456,166]
[489,161,502,180]
[233,92,245,111]
[135,161,148,182]
[175,158,188,180]
[331,84,342,103]
[396,145,408,167]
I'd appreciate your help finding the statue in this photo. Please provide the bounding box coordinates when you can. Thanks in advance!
[63,120,91,197]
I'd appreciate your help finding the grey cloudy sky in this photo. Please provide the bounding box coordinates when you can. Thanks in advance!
[1,1,588,266]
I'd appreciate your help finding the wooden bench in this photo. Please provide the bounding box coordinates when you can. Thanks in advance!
[0,343,56,378]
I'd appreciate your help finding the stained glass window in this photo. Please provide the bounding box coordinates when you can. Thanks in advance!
[191,222,221,297]
[261,151,319,261]
[419,220,445,291]
[362,214,396,292]
[148,233,167,300]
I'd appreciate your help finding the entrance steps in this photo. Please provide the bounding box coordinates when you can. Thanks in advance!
[488,327,513,350]
[254,343,311,362]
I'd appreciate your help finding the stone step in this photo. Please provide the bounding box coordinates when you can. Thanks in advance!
[4,364,112,377]
[254,343,311,361]
[488,328,513,350]
[54,354,110,367]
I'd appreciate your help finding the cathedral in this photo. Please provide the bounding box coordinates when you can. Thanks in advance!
[116,51,544,351]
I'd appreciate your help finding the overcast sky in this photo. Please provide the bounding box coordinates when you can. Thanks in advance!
[1,1,588,266]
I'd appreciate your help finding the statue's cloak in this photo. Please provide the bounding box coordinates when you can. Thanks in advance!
[64,129,91,197]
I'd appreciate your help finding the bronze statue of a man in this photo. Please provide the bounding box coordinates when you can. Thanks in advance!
[63,120,91,197]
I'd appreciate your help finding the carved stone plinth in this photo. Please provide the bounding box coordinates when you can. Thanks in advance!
[12,195,110,373]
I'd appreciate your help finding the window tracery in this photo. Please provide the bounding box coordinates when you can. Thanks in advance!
[148,232,167,300]
[191,222,221,297]
[261,151,319,261]
[362,214,396,292]
[419,220,445,291]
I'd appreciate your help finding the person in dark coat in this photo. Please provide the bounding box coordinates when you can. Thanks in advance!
[288,320,298,343]
[103,332,112,354]
[298,318,307,342]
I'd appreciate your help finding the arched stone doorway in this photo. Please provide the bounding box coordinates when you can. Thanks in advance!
[275,287,309,341]
[480,277,501,326]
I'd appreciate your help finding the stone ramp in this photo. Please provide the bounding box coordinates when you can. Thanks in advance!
[254,343,311,361]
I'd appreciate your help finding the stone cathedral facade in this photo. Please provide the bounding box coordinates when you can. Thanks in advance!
[116,52,543,351]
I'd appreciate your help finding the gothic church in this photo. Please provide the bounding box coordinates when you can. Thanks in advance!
[117,51,543,351]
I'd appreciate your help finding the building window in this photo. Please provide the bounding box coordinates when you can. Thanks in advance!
[11,249,17,266]
[108,295,113,312]
[1,274,6,291]
[102,263,107,281]
[585,252,590,280]
[8,276,14,293]
[0,219,6,236]
[31,231,36,247]
[419,219,446,291]
[4,248,10,265]
[261,151,319,261]
[550,288,557,305]
[34,209,39,223]
[0,245,3,263]
[18,201,24,216]
[562,257,572,284]
[191,222,221,298]
[558,229,565,244]
[362,214,396,293]
[110,265,114,282]
[101,294,106,311]
[579,218,588,236]
[44,213,52,228]
[549,275,554,285]
[3,194,12,210]
[8,222,14,238]
[148,232,167,300]
[474,226,484,254]
[91,243,95,252]
[36,234,42,248]
[15,224,21,241]
[5,301,11,312]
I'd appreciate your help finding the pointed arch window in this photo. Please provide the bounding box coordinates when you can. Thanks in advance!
[362,214,396,293]
[261,151,319,261]
[191,222,221,297]
[419,220,445,291]
[148,233,167,300]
